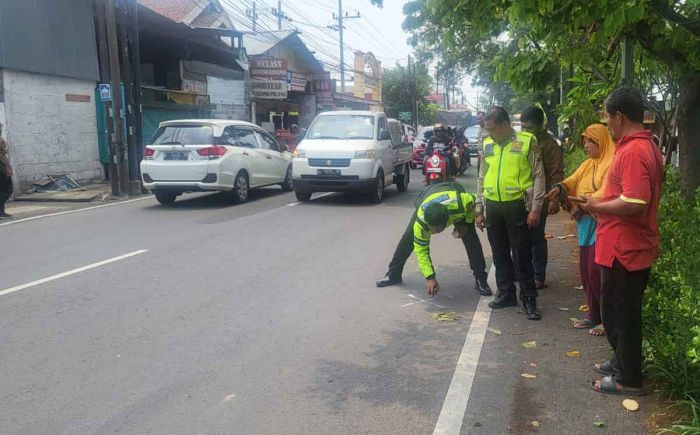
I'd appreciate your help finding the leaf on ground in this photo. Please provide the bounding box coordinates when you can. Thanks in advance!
[557,307,570,311]
[566,350,581,357]
[432,311,460,322]
[593,421,605,428]
[521,341,537,348]
[474,422,483,427]
[574,285,584,290]
[487,327,502,335]
[579,304,590,312]
[530,363,537,367]
[544,233,554,239]
[521,373,537,379]
[623,399,640,412]
[569,317,580,322]
[557,234,575,239]
[532,420,541,428]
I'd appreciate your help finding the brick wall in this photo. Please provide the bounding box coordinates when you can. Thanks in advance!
[1,68,102,191]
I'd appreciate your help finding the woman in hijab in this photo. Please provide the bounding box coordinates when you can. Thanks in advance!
[546,124,615,336]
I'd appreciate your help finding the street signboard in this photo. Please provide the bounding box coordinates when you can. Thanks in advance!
[251,80,288,99]
[398,112,411,122]
[98,84,112,102]
[249,57,288,81]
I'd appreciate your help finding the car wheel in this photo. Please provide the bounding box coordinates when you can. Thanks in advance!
[230,171,249,203]
[295,188,312,202]
[155,191,177,205]
[281,165,294,192]
[397,164,410,192]
[369,170,385,203]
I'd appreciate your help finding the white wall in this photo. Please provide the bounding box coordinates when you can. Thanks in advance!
[2,69,102,190]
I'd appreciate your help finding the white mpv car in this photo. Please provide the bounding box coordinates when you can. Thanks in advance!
[140,120,293,204]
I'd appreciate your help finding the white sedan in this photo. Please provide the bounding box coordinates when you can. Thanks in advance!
[140,120,293,204]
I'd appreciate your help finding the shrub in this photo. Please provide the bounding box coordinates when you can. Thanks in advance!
[563,144,587,177]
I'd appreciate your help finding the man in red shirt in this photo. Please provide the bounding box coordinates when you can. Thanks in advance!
[581,87,663,396]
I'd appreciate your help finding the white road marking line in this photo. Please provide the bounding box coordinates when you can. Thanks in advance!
[433,263,496,435]
[285,192,335,207]
[401,293,446,308]
[0,196,155,227]
[0,250,149,298]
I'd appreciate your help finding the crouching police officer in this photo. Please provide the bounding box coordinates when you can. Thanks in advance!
[475,107,545,320]
[376,182,492,296]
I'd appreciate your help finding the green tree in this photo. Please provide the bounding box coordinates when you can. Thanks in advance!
[381,62,432,126]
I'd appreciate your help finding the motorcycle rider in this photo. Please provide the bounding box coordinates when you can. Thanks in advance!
[425,124,456,177]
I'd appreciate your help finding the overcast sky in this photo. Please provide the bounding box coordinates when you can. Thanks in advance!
[222,0,482,109]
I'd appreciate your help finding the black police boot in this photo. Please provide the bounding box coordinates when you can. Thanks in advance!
[523,297,542,321]
[474,277,492,296]
[0,202,10,219]
[376,274,402,288]
[488,292,517,309]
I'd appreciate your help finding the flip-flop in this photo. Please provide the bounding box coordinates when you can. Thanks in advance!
[589,324,606,336]
[574,318,597,329]
[594,360,616,376]
[591,375,645,396]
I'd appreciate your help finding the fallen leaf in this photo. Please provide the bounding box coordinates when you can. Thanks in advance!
[569,317,580,322]
[557,307,570,311]
[521,373,537,379]
[593,421,605,428]
[530,363,537,367]
[579,304,590,312]
[487,327,502,336]
[522,341,537,348]
[544,233,554,239]
[432,311,460,322]
[474,422,482,427]
[557,234,575,239]
[574,285,584,291]
[566,351,581,357]
[532,420,540,428]
[623,399,640,412]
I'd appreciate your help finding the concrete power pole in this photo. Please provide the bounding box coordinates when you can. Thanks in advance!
[332,1,360,93]
[105,0,128,196]
[247,2,258,32]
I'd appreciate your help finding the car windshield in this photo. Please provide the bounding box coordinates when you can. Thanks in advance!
[151,125,214,145]
[306,115,374,140]
[464,126,480,139]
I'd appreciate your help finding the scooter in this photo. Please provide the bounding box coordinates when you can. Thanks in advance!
[424,148,454,185]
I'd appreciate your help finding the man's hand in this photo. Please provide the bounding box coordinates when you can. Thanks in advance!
[548,199,560,215]
[579,195,600,213]
[527,210,541,229]
[476,213,485,231]
[426,278,440,296]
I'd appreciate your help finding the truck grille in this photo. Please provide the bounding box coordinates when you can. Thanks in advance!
[307,158,351,168]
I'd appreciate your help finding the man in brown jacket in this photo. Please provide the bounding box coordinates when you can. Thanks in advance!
[520,106,564,288]
[0,122,13,218]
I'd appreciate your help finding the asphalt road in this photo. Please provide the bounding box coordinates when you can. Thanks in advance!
[1,167,503,434]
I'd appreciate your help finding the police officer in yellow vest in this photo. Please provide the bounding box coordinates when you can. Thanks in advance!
[476,107,546,320]
[376,182,491,296]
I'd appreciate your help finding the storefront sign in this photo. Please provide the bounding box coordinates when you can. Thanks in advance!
[251,80,288,99]
[250,57,288,80]
[426,93,444,103]
[289,72,308,92]
[313,79,333,97]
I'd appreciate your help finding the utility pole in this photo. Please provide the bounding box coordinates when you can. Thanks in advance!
[330,1,360,93]
[105,0,128,196]
[247,2,258,32]
[272,1,289,31]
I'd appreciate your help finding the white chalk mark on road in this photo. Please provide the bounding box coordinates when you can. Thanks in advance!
[0,250,149,298]
[0,196,154,227]
[433,263,496,435]
[401,293,446,309]
[286,192,335,207]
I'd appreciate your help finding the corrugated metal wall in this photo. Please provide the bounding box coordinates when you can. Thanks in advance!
[0,0,99,81]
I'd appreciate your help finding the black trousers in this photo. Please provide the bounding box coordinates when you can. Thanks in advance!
[0,175,12,213]
[601,260,650,388]
[386,214,487,281]
[484,199,537,300]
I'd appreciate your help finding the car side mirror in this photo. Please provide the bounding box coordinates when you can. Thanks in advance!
[379,128,391,141]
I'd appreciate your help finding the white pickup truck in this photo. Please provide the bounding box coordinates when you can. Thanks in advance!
[292,111,412,202]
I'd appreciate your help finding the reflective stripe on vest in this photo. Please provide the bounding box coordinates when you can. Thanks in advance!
[482,131,534,202]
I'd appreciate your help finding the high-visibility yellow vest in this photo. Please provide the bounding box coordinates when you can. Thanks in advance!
[482,131,535,202]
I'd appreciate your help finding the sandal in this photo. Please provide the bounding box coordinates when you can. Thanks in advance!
[594,360,616,376]
[591,375,645,396]
[589,324,605,336]
[574,318,597,329]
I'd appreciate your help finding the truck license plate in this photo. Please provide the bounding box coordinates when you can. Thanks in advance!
[317,169,340,177]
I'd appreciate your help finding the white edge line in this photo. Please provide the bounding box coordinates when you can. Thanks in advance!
[0,196,154,227]
[432,263,496,435]
[0,250,149,297]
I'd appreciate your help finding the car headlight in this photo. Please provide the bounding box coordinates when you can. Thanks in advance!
[354,150,376,159]
[293,149,306,158]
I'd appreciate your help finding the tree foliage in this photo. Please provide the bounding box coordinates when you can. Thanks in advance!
[381,62,432,126]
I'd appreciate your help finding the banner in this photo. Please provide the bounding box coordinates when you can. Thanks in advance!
[250,57,288,80]
[251,80,288,99]
[289,72,308,92]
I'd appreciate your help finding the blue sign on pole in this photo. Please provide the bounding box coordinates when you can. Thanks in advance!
[98,84,112,102]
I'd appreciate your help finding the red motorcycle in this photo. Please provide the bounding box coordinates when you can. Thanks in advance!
[424,148,454,185]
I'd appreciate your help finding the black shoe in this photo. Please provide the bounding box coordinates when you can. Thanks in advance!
[488,293,517,309]
[475,278,492,296]
[376,275,402,288]
[0,212,11,219]
[523,297,542,320]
